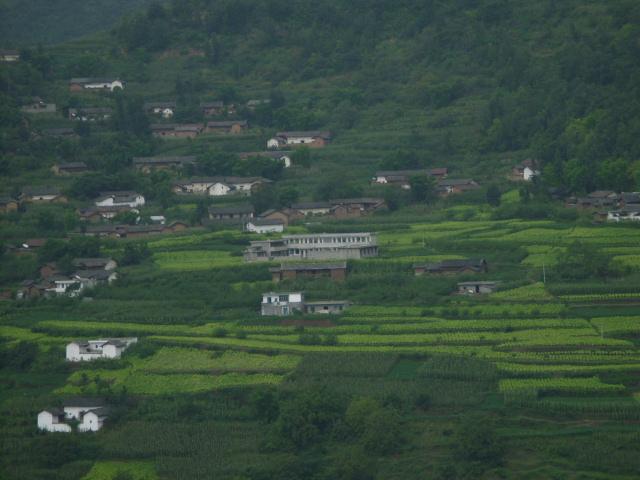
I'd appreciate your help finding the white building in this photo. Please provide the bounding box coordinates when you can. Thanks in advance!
[49,276,82,297]
[267,131,332,149]
[245,218,285,234]
[38,399,108,433]
[172,177,269,197]
[70,78,124,91]
[607,207,640,222]
[94,191,145,208]
[261,292,304,316]
[66,338,137,362]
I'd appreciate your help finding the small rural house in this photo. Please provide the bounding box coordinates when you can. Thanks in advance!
[239,151,292,168]
[510,159,540,181]
[20,185,66,203]
[305,300,350,315]
[144,101,176,118]
[270,262,347,283]
[150,123,204,139]
[0,197,18,213]
[133,156,196,173]
[74,269,118,290]
[437,179,480,195]
[607,206,640,222]
[373,168,448,188]
[0,49,20,62]
[21,97,56,114]
[414,259,488,276]
[94,191,145,208]
[261,292,305,316]
[291,201,332,216]
[173,177,269,196]
[77,206,138,222]
[267,131,332,149]
[51,162,90,176]
[245,218,285,233]
[38,398,109,433]
[457,281,499,295]
[200,101,236,116]
[66,338,138,362]
[330,198,387,218]
[48,276,82,297]
[205,120,248,134]
[69,78,124,92]
[68,107,113,122]
[208,204,255,222]
[258,208,304,227]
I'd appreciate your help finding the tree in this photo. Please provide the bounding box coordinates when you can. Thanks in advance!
[454,415,503,467]
[555,241,613,280]
[409,175,436,203]
[486,185,501,206]
[121,242,151,266]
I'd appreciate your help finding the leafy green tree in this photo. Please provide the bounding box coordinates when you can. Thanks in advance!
[454,415,503,467]
[409,175,436,203]
[555,241,613,280]
[486,185,501,206]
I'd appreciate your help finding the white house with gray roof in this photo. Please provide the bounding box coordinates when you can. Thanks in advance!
[94,191,145,208]
[66,338,137,362]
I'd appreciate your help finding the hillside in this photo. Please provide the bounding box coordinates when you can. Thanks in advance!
[2,2,640,480]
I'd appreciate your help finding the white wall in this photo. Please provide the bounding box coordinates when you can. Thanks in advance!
[209,183,232,196]
[37,411,72,433]
[78,412,103,432]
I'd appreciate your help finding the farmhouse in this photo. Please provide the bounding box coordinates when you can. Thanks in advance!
[414,259,488,275]
[144,101,176,118]
[305,300,350,315]
[258,208,304,227]
[208,204,255,222]
[48,276,82,297]
[239,151,293,168]
[268,131,332,149]
[0,49,20,62]
[150,123,204,139]
[20,185,66,203]
[38,398,109,433]
[21,97,56,114]
[437,179,480,195]
[200,101,236,116]
[78,206,138,222]
[94,191,145,208]
[607,206,640,222]
[16,280,51,300]
[270,262,347,283]
[21,238,46,250]
[245,218,285,233]
[133,156,196,173]
[261,292,305,316]
[330,198,387,218]
[66,337,138,362]
[373,168,448,188]
[291,201,332,216]
[40,262,60,279]
[244,233,378,262]
[51,162,89,176]
[69,78,124,92]
[0,197,18,213]
[205,120,248,134]
[74,269,118,290]
[510,159,540,181]
[457,281,499,295]
[620,192,640,207]
[173,177,269,196]
[68,107,113,122]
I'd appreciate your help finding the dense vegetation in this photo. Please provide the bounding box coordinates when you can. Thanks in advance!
[1,1,640,479]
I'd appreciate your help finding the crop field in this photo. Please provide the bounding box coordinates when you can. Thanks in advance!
[153,250,242,270]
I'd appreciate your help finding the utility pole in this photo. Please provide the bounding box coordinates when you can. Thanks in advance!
[542,263,546,284]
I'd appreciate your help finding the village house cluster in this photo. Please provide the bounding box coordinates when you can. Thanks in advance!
[566,191,640,222]
[66,337,137,362]
[38,398,109,433]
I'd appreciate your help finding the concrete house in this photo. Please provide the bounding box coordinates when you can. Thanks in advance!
[38,398,109,433]
[414,259,488,276]
[48,276,82,297]
[239,151,292,168]
[607,206,640,222]
[305,300,350,315]
[78,206,138,223]
[261,292,305,316]
[73,257,118,271]
[173,177,269,196]
[68,107,113,122]
[270,262,347,283]
[457,281,499,295]
[74,269,118,290]
[200,101,236,117]
[208,204,255,222]
[94,191,145,208]
[20,185,67,203]
[373,169,448,189]
[244,233,378,262]
[437,179,480,196]
[51,162,90,176]
[69,78,124,92]
[21,97,56,114]
[268,131,332,149]
[66,338,138,362]
[510,159,540,182]
[133,156,196,173]
[205,120,248,134]
[247,99,271,110]
[245,218,285,234]
[144,101,176,118]
[0,49,20,62]
[291,201,332,216]
[150,123,204,139]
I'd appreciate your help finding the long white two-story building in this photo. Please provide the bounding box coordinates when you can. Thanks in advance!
[244,233,378,262]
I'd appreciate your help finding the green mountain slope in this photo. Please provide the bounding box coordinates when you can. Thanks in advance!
[0,0,156,46]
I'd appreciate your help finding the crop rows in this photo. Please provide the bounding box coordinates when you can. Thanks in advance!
[499,377,625,396]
